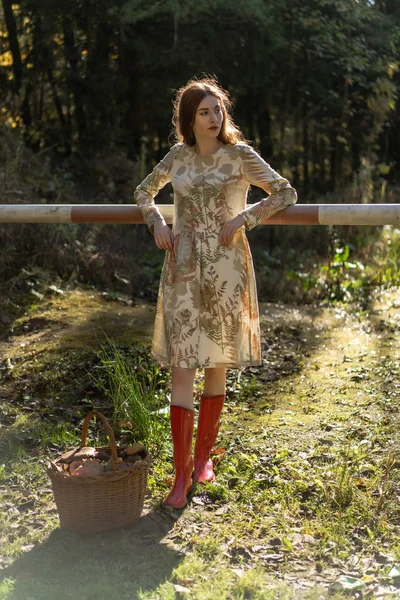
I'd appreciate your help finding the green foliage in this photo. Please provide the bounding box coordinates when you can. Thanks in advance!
[321,242,367,301]
[0,578,15,600]
[39,423,82,449]
[88,339,170,455]
[204,481,229,503]
[285,225,400,303]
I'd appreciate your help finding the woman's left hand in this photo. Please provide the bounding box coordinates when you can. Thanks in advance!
[219,215,245,246]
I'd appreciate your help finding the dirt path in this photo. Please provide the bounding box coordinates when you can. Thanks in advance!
[162,289,400,595]
[0,287,399,598]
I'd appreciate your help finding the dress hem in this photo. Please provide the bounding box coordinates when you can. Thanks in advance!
[151,351,262,369]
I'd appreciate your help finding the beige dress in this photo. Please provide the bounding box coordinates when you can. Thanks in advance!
[134,142,297,369]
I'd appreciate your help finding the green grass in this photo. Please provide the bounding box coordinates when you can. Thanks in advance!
[88,337,170,456]
[0,413,82,461]
[0,579,15,600]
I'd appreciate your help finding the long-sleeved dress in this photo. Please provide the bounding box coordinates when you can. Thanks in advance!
[134,142,297,369]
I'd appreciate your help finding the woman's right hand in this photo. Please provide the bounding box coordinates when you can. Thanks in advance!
[153,220,174,251]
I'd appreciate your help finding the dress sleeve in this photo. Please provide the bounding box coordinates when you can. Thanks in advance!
[133,144,179,233]
[238,145,297,231]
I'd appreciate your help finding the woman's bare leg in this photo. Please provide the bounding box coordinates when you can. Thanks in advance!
[171,366,196,409]
[204,367,226,397]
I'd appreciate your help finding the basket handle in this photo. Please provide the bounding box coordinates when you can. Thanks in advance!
[80,410,119,471]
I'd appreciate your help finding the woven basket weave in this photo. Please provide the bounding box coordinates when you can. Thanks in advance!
[47,410,152,534]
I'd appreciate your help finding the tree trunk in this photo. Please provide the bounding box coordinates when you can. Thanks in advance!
[1,0,23,94]
[120,35,142,160]
[247,87,255,143]
[2,0,32,130]
[302,103,309,190]
[47,68,71,155]
[387,95,400,177]
[258,92,273,160]
[63,16,87,148]
[352,140,361,174]
[310,121,318,198]
[329,129,337,189]
[85,8,113,153]
[319,133,326,185]
[279,0,295,155]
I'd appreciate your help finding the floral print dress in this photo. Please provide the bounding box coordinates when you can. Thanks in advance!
[134,142,297,369]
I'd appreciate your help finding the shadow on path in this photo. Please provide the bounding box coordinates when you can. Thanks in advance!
[1,508,183,599]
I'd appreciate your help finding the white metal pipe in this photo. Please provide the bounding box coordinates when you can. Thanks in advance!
[0,205,72,223]
[318,204,400,226]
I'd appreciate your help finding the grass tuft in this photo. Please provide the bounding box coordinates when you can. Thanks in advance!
[0,578,15,600]
[88,337,170,455]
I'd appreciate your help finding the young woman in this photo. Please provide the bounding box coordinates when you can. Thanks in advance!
[134,76,297,509]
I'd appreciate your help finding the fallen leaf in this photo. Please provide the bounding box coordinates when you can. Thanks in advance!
[231,568,245,577]
[215,506,229,515]
[330,576,365,591]
[263,554,284,562]
[192,497,204,506]
[388,565,400,580]
[282,537,294,552]
[173,584,190,593]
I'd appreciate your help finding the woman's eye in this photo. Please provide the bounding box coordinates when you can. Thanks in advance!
[199,108,220,116]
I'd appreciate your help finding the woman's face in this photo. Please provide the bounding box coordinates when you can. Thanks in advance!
[192,94,223,142]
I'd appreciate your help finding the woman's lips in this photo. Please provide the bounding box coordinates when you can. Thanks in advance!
[209,126,218,130]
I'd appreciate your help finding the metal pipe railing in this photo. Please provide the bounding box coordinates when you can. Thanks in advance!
[0,204,399,225]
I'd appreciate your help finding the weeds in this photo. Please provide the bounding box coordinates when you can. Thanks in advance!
[285,225,400,303]
[0,578,15,600]
[88,338,170,456]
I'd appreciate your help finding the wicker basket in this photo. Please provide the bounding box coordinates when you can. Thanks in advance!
[47,410,152,534]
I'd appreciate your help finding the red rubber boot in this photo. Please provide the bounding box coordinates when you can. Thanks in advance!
[163,405,195,509]
[193,394,225,484]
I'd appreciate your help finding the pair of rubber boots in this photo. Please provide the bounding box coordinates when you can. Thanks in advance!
[163,394,224,509]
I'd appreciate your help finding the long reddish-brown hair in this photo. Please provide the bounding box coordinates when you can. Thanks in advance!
[171,75,248,146]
